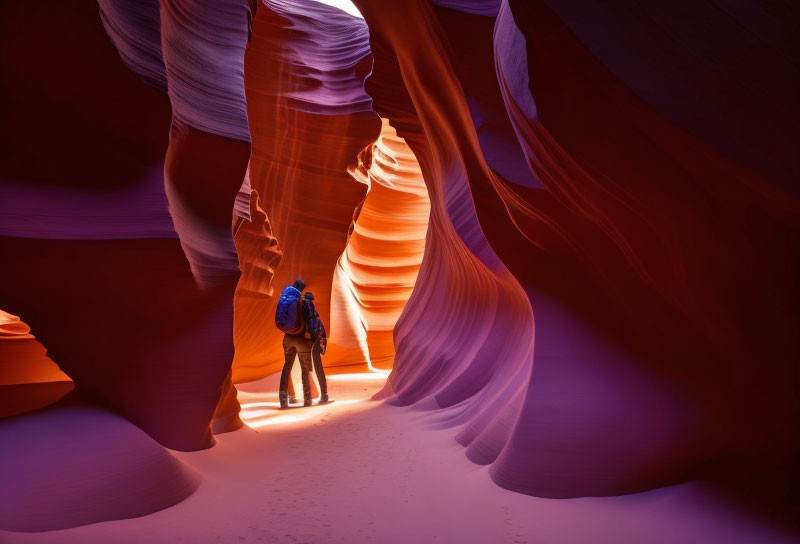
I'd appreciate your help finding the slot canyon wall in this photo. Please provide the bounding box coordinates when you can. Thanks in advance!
[353,0,799,500]
[0,0,798,533]
[232,0,430,381]
[232,0,381,382]
[0,311,73,419]
[331,118,431,371]
[0,0,256,530]
[0,0,254,449]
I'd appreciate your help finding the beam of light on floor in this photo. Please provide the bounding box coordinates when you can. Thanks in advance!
[366,363,392,374]
[240,402,283,410]
[247,414,313,428]
[236,371,387,430]
[240,399,363,422]
[241,402,362,428]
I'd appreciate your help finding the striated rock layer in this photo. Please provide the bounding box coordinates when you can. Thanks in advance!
[354,0,536,496]
[0,0,257,529]
[486,0,798,498]
[355,0,799,501]
[0,0,796,525]
[331,118,431,370]
[0,0,252,447]
[0,311,73,419]
[232,0,381,383]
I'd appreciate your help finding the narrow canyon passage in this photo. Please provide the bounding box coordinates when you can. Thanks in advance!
[1,0,797,541]
[3,371,795,544]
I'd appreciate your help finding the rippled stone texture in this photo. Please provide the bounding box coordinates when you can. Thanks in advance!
[0,0,251,448]
[331,119,430,369]
[355,0,799,500]
[0,311,73,419]
[0,0,254,529]
[232,0,381,382]
[488,0,799,498]
[1,0,796,527]
[354,0,536,494]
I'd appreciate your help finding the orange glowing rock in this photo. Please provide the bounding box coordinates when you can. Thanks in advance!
[0,310,73,418]
[331,119,430,370]
[231,2,381,383]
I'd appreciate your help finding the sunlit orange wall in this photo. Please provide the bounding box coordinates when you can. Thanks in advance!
[231,6,431,383]
[0,310,73,418]
[231,5,379,383]
[331,119,430,370]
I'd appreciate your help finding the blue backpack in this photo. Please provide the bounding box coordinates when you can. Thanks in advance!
[275,285,304,334]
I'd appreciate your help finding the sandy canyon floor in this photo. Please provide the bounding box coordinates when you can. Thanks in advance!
[1,372,796,544]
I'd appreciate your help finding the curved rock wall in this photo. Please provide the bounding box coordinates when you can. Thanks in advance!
[232,0,381,382]
[0,0,256,529]
[0,311,73,419]
[1,0,796,520]
[0,403,200,532]
[330,118,431,369]
[489,0,799,498]
[353,0,536,484]
[354,0,799,499]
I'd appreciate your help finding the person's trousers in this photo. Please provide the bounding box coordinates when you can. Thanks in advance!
[311,342,328,397]
[279,335,313,402]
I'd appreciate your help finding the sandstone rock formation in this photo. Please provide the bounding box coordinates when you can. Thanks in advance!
[0,0,256,529]
[0,0,797,532]
[232,0,381,382]
[0,311,73,419]
[0,403,199,532]
[355,0,799,499]
[331,118,431,370]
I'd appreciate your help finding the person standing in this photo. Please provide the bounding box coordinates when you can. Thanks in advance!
[275,278,314,408]
[302,291,331,405]
[274,279,332,408]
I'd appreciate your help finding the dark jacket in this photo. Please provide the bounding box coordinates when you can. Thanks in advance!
[302,293,327,352]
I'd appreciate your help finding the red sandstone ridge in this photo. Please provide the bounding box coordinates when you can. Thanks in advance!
[1,0,253,530]
[233,187,283,300]
[0,310,73,418]
[0,0,797,536]
[331,118,431,371]
[232,0,381,383]
[353,0,799,499]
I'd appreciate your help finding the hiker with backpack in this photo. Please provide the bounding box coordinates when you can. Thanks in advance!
[274,278,331,409]
[303,291,330,406]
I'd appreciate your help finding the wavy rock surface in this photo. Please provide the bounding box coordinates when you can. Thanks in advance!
[488,0,799,498]
[0,0,255,529]
[353,0,536,491]
[0,0,253,446]
[331,118,430,369]
[355,0,799,501]
[0,311,73,419]
[232,0,380,382]
[0,0,796,526]
[0,403,199,532]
